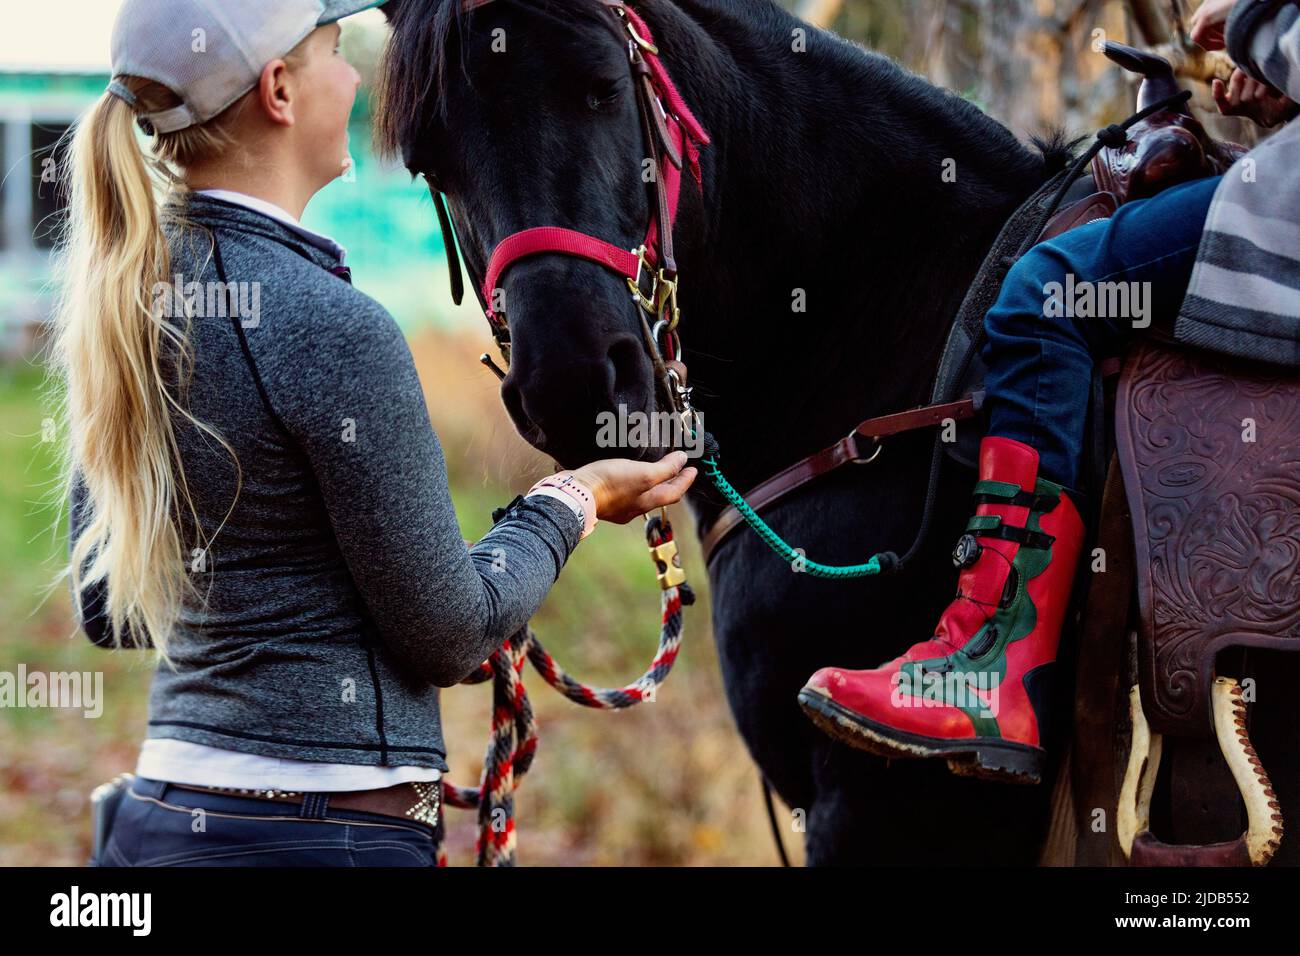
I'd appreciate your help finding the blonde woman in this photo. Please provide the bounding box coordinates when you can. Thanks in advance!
[56,0,696,867]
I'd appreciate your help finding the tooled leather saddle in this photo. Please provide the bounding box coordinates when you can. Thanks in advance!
[1110,343,1296,866]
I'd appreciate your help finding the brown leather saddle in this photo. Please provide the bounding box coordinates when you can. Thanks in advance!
[1093,44,1247,199]
[1042,42,1246,242]
[1111,343,1296,866]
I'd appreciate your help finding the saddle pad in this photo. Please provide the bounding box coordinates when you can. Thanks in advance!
[1117,342,1300,738]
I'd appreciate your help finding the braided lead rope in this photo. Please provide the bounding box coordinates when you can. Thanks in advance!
[695,423,898,579]
[527,586,684,707]
[701,454,885,579]
[432,516,693,866]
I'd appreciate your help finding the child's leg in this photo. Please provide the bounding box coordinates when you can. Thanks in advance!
[799,175,1223,780]
[982,174,1221,488]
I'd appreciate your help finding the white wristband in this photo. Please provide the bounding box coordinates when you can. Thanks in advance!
[525,473,598,540]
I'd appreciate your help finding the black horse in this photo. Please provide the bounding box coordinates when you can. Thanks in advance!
[376,0,1073,864]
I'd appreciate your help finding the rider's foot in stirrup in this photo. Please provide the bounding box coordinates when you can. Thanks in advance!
[796,436,1085,785]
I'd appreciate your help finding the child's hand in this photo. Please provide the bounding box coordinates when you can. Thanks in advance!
[1190,0,1239,52]
[1213,68,1297,127]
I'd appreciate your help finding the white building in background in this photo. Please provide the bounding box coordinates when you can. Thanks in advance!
[0,2,473,359]
[0,1,117,355]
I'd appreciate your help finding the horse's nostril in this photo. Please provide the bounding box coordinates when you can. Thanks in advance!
[606,336,646,406]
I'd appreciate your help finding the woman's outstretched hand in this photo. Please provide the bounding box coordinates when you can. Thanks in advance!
[571,451,699,525]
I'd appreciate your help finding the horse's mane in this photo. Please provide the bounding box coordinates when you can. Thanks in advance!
[374,0,618,163]
[374,0,1074,181]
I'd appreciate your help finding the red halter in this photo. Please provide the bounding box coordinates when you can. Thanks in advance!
[452,0,711,364]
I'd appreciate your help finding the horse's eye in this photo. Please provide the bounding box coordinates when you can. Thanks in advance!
[586,78,623,112]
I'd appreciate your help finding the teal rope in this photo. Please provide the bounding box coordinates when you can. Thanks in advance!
[701,454,884,579]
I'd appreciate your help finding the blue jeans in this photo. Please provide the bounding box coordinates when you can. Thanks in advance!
[982,175,1221,487]
[96,777,441,867]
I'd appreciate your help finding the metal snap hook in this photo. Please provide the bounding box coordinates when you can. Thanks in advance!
[654,269,680,332]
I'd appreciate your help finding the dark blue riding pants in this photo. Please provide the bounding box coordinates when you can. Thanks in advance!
[981,175,1221,487]
[96,777,441,867]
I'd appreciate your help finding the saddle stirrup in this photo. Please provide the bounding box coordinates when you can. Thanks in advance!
[1117,677,1283,867]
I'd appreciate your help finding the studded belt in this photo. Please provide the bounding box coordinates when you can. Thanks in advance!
[168,780,441,829]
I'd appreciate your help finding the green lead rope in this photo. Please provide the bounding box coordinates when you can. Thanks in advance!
[696,429,898,579]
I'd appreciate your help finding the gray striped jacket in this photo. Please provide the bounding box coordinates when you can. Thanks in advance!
[1175,0,1300,366]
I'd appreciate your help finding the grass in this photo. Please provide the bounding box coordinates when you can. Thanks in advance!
[0,360,65,627]
[0,329,801,866]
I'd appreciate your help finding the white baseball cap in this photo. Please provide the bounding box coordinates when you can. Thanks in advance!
[108,0,384,134]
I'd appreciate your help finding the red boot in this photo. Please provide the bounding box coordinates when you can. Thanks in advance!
[798,436,1085,784]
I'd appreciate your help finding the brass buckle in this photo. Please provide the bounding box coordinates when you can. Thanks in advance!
[626,245,658,314]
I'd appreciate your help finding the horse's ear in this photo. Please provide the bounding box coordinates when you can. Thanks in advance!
[379,0,402,21]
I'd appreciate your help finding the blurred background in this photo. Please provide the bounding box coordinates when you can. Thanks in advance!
[0,0,1258,866]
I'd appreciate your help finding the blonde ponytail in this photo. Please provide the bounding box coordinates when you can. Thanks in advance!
[50,78,242,661]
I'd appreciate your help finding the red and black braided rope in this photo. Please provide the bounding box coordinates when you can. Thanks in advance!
[432,511,693,866]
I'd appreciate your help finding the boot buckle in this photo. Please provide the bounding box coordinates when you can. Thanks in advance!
[952,533,982,569]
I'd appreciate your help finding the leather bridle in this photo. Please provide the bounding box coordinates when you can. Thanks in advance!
[416,0,711,419]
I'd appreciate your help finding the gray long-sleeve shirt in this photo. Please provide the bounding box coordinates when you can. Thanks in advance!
[69,192,582,770]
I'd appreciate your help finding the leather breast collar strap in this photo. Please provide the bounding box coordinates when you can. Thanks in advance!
[423,0,711,373]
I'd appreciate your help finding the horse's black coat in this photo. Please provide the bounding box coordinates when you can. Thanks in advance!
[378,0,1074,864]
